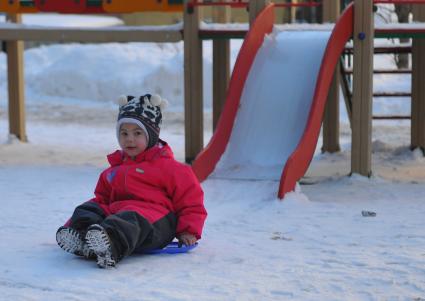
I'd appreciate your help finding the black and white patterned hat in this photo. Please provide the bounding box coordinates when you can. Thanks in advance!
[116,94,168,149]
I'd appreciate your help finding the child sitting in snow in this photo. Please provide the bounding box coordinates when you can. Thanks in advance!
[56,94,207,268]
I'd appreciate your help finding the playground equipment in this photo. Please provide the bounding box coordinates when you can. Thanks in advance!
[0,0,38,13]
[33,0,105,14]
[0,0,184,13]
[0,0,424,199]
[192,3,353,198]
[102,0,183,13]
[191,0,425,198]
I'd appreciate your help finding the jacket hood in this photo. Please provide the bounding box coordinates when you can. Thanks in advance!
[107,139,173,166]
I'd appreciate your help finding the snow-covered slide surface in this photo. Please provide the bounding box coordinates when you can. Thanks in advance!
[212,30,330,181]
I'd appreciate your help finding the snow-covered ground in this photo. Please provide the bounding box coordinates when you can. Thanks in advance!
[0,20,424,301]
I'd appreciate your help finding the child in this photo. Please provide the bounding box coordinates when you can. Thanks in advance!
[56,94,207,268]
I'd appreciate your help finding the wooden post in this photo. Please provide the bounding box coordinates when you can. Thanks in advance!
[411,5,425,152]
[6,14,27,142]
[212,1,231,130]
[184,1,203,163]
[249,0,268,26]
[321,0,341,153]
[322,0,339,23]
[351,0,374,176]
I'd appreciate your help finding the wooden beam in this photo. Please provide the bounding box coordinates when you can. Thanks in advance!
[411,4,425,152]
[351,0,374,176]
[0,24,183,43]
[212,1,230,130]
[184,1,203,163]
[322,71,341,152]
[249,0,267,26]
[321,0,341,153]
[322,0,340,23]
[6,14,27,142]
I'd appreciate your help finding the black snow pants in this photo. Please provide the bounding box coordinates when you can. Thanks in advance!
[69,201,177,259]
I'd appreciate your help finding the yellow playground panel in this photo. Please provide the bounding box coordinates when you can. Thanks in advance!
[0,0,38,13]
[102,0,183,13]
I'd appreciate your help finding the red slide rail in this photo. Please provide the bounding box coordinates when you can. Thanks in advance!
[278,3,354,198]
[189,0,320,8]
[191,3,275,181]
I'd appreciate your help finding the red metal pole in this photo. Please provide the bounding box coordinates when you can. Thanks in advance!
[190,0,322,8]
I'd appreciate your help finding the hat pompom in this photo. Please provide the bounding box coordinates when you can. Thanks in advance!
[117,95,128,107]
[150,94,162,106]
[159,98,169,111]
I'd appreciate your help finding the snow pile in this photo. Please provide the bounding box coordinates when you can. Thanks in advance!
[0,40,243,112]
[0,14,123,27]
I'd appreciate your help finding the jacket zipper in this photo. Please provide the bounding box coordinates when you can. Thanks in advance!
[124,165,131,196]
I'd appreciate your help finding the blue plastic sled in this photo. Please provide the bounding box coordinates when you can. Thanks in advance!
[140,242,198,255]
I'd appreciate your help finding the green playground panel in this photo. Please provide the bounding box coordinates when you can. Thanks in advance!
[375,31,425,39]
[20,0,35,8]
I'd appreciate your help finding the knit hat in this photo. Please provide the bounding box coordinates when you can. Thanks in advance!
[116,94,168,149]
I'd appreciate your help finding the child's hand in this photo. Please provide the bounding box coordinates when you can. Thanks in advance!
[177,232,197,246]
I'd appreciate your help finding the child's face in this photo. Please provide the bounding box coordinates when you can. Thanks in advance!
[118,123,148,158]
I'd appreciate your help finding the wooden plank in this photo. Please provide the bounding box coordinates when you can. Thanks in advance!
[322,72,341,152]
[212,1,230,130]
[351,0,373,176]
[411,4,425,151]
[184,1,203,163]
[321,0,340,153]
[6,14,27,142]
[322,0,339,23]
[248,0,267,26]
[0,25,183,43]
[199,29,246,40]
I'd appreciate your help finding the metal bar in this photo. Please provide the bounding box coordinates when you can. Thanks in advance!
[373,92,411,97]
[190,0,321,7]
[199,29,247,40]
[373,115,411,119]
[345,91,412,97]
[344,68,411,74]
[344,46,412,54]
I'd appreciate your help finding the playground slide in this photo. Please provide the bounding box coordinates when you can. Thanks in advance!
[192,3,354,199]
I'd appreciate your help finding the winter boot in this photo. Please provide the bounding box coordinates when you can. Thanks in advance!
[56,226,95,259]
[85,224,119,268]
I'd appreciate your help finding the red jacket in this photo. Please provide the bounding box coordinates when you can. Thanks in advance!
[89,141,207,239]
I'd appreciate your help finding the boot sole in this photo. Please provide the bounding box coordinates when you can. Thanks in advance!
[56,227,84,255]
[85,227,116,268]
